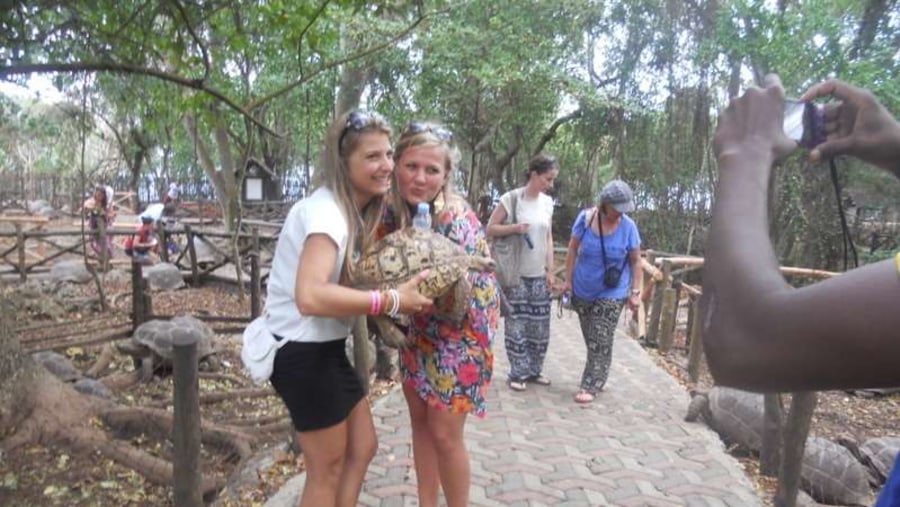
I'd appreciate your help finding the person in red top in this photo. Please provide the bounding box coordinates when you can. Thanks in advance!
[124,215,157,264]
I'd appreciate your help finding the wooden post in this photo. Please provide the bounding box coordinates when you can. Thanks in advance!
[762,394,784,477]
[775,392,817,507]
[658,287,677,353]
[686,298,705,384]
[15,224,25,282]
[185,225,199,286]
[98,216,109,272]
[250,228,261,319]
[131,261,146,332]
[171,331,203,507]
[647,258,671,346]
[158,226,169,263]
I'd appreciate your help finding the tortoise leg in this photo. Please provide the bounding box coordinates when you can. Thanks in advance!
[448,280,471,324]
[373,317,408,348]
[137,355,155,383]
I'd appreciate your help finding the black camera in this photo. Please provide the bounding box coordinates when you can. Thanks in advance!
[784,99,826,149]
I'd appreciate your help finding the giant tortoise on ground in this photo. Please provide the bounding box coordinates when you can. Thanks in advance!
[117,315,220,381]
[353,227,495,347]
[686,388,876,506]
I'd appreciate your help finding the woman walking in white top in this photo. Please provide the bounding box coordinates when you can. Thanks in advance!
[487,153,560,391]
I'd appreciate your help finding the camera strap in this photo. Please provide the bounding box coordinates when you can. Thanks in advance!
[828,158,858,270]
[596,213,628,276]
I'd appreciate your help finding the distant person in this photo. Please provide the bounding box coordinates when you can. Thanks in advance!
[256,111,431,507]
[124,215,157,264]
[563,180,642,404]
[83,185,116,256]
[486,153,560,392]
[700,75,900,507]
[163,182,181,205]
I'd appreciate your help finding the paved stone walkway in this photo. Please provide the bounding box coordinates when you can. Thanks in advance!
[266,311,763,507]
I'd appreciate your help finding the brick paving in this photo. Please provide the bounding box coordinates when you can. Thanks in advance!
[265,311,763,507]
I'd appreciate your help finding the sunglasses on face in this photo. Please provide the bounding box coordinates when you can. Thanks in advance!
[403,122,453,142]
[339,110,385,152]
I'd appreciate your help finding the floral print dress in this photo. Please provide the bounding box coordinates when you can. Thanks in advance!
[380,198,500,417]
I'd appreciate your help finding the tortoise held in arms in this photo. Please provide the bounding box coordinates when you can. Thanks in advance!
[354,227,495,347]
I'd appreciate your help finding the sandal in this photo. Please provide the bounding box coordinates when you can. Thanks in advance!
[529,375,552,386]
[508,380,527,392]
[574,390,595,404]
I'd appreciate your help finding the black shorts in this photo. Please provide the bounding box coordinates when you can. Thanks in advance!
[269,338,365,432]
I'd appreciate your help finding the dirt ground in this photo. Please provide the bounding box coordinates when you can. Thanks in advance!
[2,281,897,506]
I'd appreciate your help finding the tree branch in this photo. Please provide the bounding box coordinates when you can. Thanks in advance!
[248,8,447,109]
[0,62,280,137]
[531,109,582,157]
[169,0,211,82]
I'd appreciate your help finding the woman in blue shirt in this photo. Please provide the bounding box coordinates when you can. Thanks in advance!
[563,180,642,403]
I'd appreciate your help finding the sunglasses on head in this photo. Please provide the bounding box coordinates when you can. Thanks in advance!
[338,110,384,152]
[403,122,453,142]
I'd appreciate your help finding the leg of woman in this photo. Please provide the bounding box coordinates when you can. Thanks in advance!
[336,397,378,507]
[403,382,441,507]
[295,421,349,507]
[503,282,530,384]
[575,299,603,393]
[428,407,470,507]
[582,299,624,392]
[524,277,552,379]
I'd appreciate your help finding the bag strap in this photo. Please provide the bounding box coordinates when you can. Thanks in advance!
[508,190,519,224]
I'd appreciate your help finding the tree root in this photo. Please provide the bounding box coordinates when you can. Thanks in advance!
[100,369,141,391]
[198,372,249,387]
[85,343,117,378]
[222,413,287,427]
[101,406,255,461]
[147,387,274,408]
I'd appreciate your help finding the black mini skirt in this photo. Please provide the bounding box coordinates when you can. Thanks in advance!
[269,338,365,432]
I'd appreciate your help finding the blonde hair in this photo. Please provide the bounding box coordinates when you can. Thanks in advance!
[390,121,462,228]
[317,110,392,280]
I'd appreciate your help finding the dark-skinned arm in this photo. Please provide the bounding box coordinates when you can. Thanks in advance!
[700,74,900,392]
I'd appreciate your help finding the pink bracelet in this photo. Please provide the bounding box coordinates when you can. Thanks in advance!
[369,290,381,315]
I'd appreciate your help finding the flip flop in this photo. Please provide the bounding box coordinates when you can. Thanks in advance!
[529,375,552,386]
[574,390,595,404]
[508,380,527,391]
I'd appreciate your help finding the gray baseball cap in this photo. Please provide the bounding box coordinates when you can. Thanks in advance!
[599,180,635,213]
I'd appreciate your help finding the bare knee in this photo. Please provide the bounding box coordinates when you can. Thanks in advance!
[305,448,344,485]
[428,423,465,455]
[349,429,377,465]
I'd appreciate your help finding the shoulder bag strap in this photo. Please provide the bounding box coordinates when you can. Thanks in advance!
[509,190,519,224]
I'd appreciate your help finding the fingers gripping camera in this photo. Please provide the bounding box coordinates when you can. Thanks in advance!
[784,99,826,149]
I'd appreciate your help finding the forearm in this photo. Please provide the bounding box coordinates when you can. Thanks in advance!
[296,282,377,318]
[564,241,577,286]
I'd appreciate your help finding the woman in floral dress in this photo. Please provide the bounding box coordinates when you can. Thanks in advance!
[381,121,499,507]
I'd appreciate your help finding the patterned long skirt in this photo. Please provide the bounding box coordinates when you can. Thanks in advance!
[503,276,551,382]
[572,295,625,393]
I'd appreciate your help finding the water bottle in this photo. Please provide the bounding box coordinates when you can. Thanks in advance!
[412,202,432,230]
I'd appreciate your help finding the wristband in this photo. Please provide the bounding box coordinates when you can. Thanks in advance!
[369,290,381,315]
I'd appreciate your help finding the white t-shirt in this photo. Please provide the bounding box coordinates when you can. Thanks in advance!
[499,189,555,277]
[265,187,352,342]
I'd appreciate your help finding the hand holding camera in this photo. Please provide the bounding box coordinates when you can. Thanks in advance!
[801,79,900,176]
